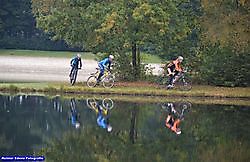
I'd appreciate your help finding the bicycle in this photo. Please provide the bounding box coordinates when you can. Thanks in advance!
[161,101,191,120]
[158,70,192,91]
[86,68,115,88]
[69,67,81,86]
[86,98,114,115]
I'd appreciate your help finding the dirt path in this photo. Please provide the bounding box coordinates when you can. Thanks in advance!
[0,56,161,82]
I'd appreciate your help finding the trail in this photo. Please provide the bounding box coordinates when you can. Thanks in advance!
[0,56,162,82]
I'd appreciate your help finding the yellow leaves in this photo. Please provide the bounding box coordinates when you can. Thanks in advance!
[159,29,165,35]
[96,12,118,33]
[96,35,104,44]
[200,0,250,52]
[32,0,56,15]
[123,42,130,48]
[239,0,247,6]
[132,3,152,21]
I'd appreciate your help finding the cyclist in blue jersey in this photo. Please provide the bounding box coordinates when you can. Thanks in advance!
[96,102,112,132]
[69,53,82,77]
[97,55,114,82]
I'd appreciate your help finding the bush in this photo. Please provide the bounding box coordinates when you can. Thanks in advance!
[198,45,250,87]
[113,51,153,81]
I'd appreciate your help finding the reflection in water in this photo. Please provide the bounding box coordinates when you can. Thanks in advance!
[86,98,114,132]
[162,102,191,135]
[69,98,80,129]
[0,95,250,162]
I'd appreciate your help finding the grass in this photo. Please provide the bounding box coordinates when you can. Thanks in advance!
[0,49,163,63]
[141,52,162,64]
[1,87,250,106]
[0,49,96,60]
[0,82,249,100]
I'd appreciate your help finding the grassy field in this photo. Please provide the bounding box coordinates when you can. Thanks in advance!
[0,49,96,59]
[0,82,249,99]
[0,49,162,63]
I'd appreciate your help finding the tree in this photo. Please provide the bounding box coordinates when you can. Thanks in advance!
[0,0,77,51]
[32,0,193,79]
[200,0,250,53]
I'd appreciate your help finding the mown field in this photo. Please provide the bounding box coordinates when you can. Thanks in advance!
[0,49,162,63]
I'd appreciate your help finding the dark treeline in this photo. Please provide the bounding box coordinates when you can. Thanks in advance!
[0,0,81,51]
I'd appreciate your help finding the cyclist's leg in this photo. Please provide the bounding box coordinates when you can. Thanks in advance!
[167,73,175,88]
[97,65,104,82]
[172,71,181,84]
[69,65,76,76]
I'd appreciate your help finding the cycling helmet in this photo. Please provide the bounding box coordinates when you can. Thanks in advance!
[77,53,81,58]
[107,125,113,132]
[178,56,183,62]
[109,55,114,60]
[75,122,80,129]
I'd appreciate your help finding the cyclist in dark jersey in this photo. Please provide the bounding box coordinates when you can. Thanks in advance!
[70,98,80,129]
[164,102,182,135]
[166,56,183,89]
[69,53,82,77]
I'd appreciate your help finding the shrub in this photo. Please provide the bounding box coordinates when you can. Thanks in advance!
[198,45,250,87]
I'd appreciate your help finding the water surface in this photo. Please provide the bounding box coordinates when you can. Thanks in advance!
[0,95,249,162]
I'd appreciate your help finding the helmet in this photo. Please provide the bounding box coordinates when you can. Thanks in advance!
[107,125,112,132]
[75,122,80,129]
[109,55,114,60]
[176,130,182,135]
[178,56,183,62]
[77,53,81,58]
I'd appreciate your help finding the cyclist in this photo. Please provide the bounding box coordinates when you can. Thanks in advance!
[70,98,80,129]
[97,55,114,83]
[166,56,184,89]
[69,53,82,77]
[164,103,182,135]
[96,102,112,132]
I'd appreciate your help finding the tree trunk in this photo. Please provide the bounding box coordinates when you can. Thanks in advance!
[132,42,138,79]
[132,42,137,68]
[129,107,138,144]
[137,46,141,77]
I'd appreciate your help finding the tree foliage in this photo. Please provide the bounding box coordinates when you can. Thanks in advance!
[32,0,194,79]
[200,0,250,53]
[0,0,76,50]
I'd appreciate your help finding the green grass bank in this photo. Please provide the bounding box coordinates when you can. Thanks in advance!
[0,82,249,99]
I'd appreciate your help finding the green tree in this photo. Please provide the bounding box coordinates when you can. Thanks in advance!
[32,0,193,79]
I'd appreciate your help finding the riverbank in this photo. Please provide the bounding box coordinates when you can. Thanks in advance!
[0,82,249,99]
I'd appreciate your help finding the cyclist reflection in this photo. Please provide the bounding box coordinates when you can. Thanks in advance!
[161,102,191,135]
[86,98,114,133]
[69,98,80,129]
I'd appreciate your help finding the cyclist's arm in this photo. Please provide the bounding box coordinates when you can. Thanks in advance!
[107,62,111,71]
[79,58,82,69]
[167,68,172,74]
[70,58,74,66]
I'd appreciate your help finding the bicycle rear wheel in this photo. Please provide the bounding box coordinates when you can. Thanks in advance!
[87,76,97,88]
[102,98,114,110]
[102,75,115,88]
[86,98,96,108]
[70,69,78,85]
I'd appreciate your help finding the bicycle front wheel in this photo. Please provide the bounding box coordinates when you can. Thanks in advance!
[102,98,114,110]
[86,76,97,88]
[102,75,115,88]
[179,78,192,91]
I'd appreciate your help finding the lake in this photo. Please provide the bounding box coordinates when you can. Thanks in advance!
[0,94,249,162]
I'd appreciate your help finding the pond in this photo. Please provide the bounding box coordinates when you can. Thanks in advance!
[0,94,249,162]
